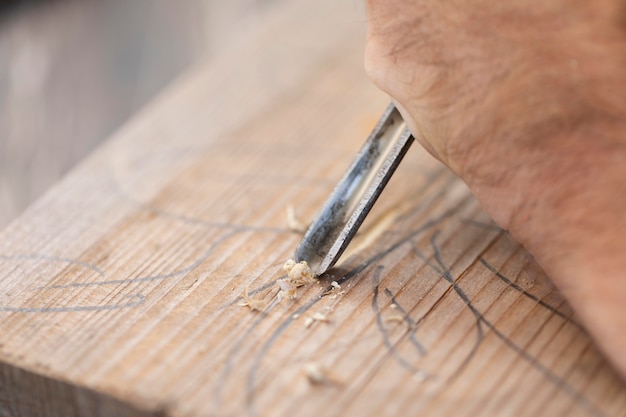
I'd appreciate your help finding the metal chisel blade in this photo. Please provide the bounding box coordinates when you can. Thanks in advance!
[294,103,414,276]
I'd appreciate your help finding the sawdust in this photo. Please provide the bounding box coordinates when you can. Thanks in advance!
[328,291,345,299]
[322,281,343,297]
[304,312,330,328]
[303,362,331,385]
[284,259,316,284]
[519,273,535,289]
[303,362,341,385]
[238,285,267,312]
[277,278,298,301]
[384,314,405,324]
[286,204,307,234]
[277,259,317,301]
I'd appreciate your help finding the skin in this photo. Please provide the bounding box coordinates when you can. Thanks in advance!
[364,0,626,378]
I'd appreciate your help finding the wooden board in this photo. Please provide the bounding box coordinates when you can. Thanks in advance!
[0,0,268,229]
[0,0,208,229]
[0,1,624,416]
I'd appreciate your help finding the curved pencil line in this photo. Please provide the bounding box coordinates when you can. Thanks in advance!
[215,277,284,313]
[114,176,290,233]
[130,202,288,233]
[213,302,276,412]
[245,297,322,417]
[429,233,606,417]
[382,288,427,356]
[0,294,145,313]
[332,200,470,288]
[0,255,104,277]
[372,266,429,376]
[242,196,470,416]
[482,315,605,417]
[43,230,244,289]
[109,149,291,234]
[2,221,290,315]
[429,232,485,384]
[479,258,581,329]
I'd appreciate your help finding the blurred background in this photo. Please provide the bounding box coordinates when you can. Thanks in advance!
[0,0,273,229]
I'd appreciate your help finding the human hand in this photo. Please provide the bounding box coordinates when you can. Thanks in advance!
[365,0,626,378]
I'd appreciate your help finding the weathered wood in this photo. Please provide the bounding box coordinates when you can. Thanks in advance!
[0,1,623,416]
[0,0,270,229]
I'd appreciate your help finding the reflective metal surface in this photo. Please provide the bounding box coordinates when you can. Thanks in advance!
[294,103,414,276]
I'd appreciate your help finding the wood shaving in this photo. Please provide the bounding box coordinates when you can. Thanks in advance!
[312,312,330,321]
[322,282,341,297]
[384,314,405,324]
[283,259,316,285]
[304,312,330,328]
[286,204,307,233]
[303,362,329,384]
[277,259,317,300]
[238,285,267,311]
[276,278,297,301]
[303,362,341,385]
[328,291,345,299]
[520,274,535,289]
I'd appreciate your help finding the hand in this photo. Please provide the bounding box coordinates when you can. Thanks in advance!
[365,0,626,378]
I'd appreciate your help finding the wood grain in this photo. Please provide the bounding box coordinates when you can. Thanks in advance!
[0,1,623,416]
[0,0,209,229]
[0,0,271,229]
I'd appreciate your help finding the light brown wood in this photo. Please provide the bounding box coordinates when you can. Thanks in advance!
[0,0,273,230]
[0,0,209,229]
[0,1,623,416]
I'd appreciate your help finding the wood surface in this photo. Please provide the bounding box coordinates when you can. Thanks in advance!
[0,0,270,229]
[0,1,624,416]
[0,0,208,229]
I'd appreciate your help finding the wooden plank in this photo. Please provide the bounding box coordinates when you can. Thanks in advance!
[0,0,275,229]
[0,0,623,416]
[0,0,205,229]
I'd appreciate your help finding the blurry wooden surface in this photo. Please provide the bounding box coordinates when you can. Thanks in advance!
[0,1,624,416]
[0,0,272,229]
